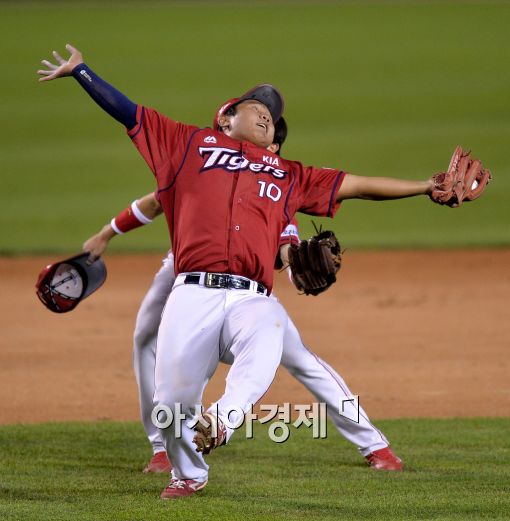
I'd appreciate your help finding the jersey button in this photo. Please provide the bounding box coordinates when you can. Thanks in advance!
[234,225,240,231]
[237,198,242,203]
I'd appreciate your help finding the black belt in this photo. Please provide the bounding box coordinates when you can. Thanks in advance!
[183,273,267,296]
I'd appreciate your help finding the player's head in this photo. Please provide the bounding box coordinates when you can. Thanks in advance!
[213,84,284,130]
[213,84,285,151]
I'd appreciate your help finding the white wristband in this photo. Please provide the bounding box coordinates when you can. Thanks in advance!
[131,200,153,224]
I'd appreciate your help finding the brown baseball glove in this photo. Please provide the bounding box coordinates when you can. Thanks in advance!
[288,229,342,296]
[430,146,492,207]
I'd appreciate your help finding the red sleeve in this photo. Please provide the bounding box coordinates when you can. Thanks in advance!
[127,105,199,180]
[298,166,346,218]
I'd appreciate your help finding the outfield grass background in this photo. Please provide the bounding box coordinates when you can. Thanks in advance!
[1,2,509,519]
[1,419,509,520]
[1,0,509,254]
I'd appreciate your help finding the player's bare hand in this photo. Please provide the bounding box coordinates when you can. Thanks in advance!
[37,44,84,82]
[278,243,291,267]
[83,225,116,264]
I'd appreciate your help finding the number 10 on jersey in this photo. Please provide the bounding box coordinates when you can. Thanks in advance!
[258,180,282,202]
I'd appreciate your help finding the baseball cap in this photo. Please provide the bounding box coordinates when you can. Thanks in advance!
[35,253,107,313]
[213,84,285,130]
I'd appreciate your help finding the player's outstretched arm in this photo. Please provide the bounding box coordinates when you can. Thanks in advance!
[38,44,137,129]
[83,193,163,262]
[336,173,434,202]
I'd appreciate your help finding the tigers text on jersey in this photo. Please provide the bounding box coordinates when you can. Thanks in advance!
[128,106,345,292]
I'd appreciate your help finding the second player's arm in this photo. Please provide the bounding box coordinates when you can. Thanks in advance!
[83,193,163,261]
[133,193,163,219]
[336,173,434,202]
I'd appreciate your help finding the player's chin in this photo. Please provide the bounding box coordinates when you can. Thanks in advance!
[247,125,268,143]
[252,133,272,149]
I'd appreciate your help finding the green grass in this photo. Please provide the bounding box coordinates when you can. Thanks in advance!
[1,1,509,253]
[0,418,509,520]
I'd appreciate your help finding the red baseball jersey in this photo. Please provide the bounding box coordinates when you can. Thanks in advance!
[128,105,345,292]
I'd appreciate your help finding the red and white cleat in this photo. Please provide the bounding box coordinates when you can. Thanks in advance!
[160,478,208,499]
[142,451,172,474]
[365,447,403,471]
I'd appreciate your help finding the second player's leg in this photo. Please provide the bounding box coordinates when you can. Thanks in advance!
[281,316,389,456]
[133,255,175,456]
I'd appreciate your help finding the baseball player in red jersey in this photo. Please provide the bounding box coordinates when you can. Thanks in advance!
[84,190,401,476]
[39,44,434,499]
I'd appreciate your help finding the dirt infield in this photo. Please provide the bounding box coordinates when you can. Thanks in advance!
[1,250,509,425]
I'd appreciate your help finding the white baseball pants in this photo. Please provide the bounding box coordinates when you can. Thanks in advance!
[133,255,389,476]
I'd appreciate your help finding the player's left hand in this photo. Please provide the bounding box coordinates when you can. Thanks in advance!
[37,44,84,82]
[430,146,492,207]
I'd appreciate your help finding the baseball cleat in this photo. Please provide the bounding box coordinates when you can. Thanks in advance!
[160,478,208,499]
[142,450,172,474]
[192,413,227,454]
[365,447,403,471]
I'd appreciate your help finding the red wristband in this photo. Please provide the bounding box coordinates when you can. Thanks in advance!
[111,200,152,234]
